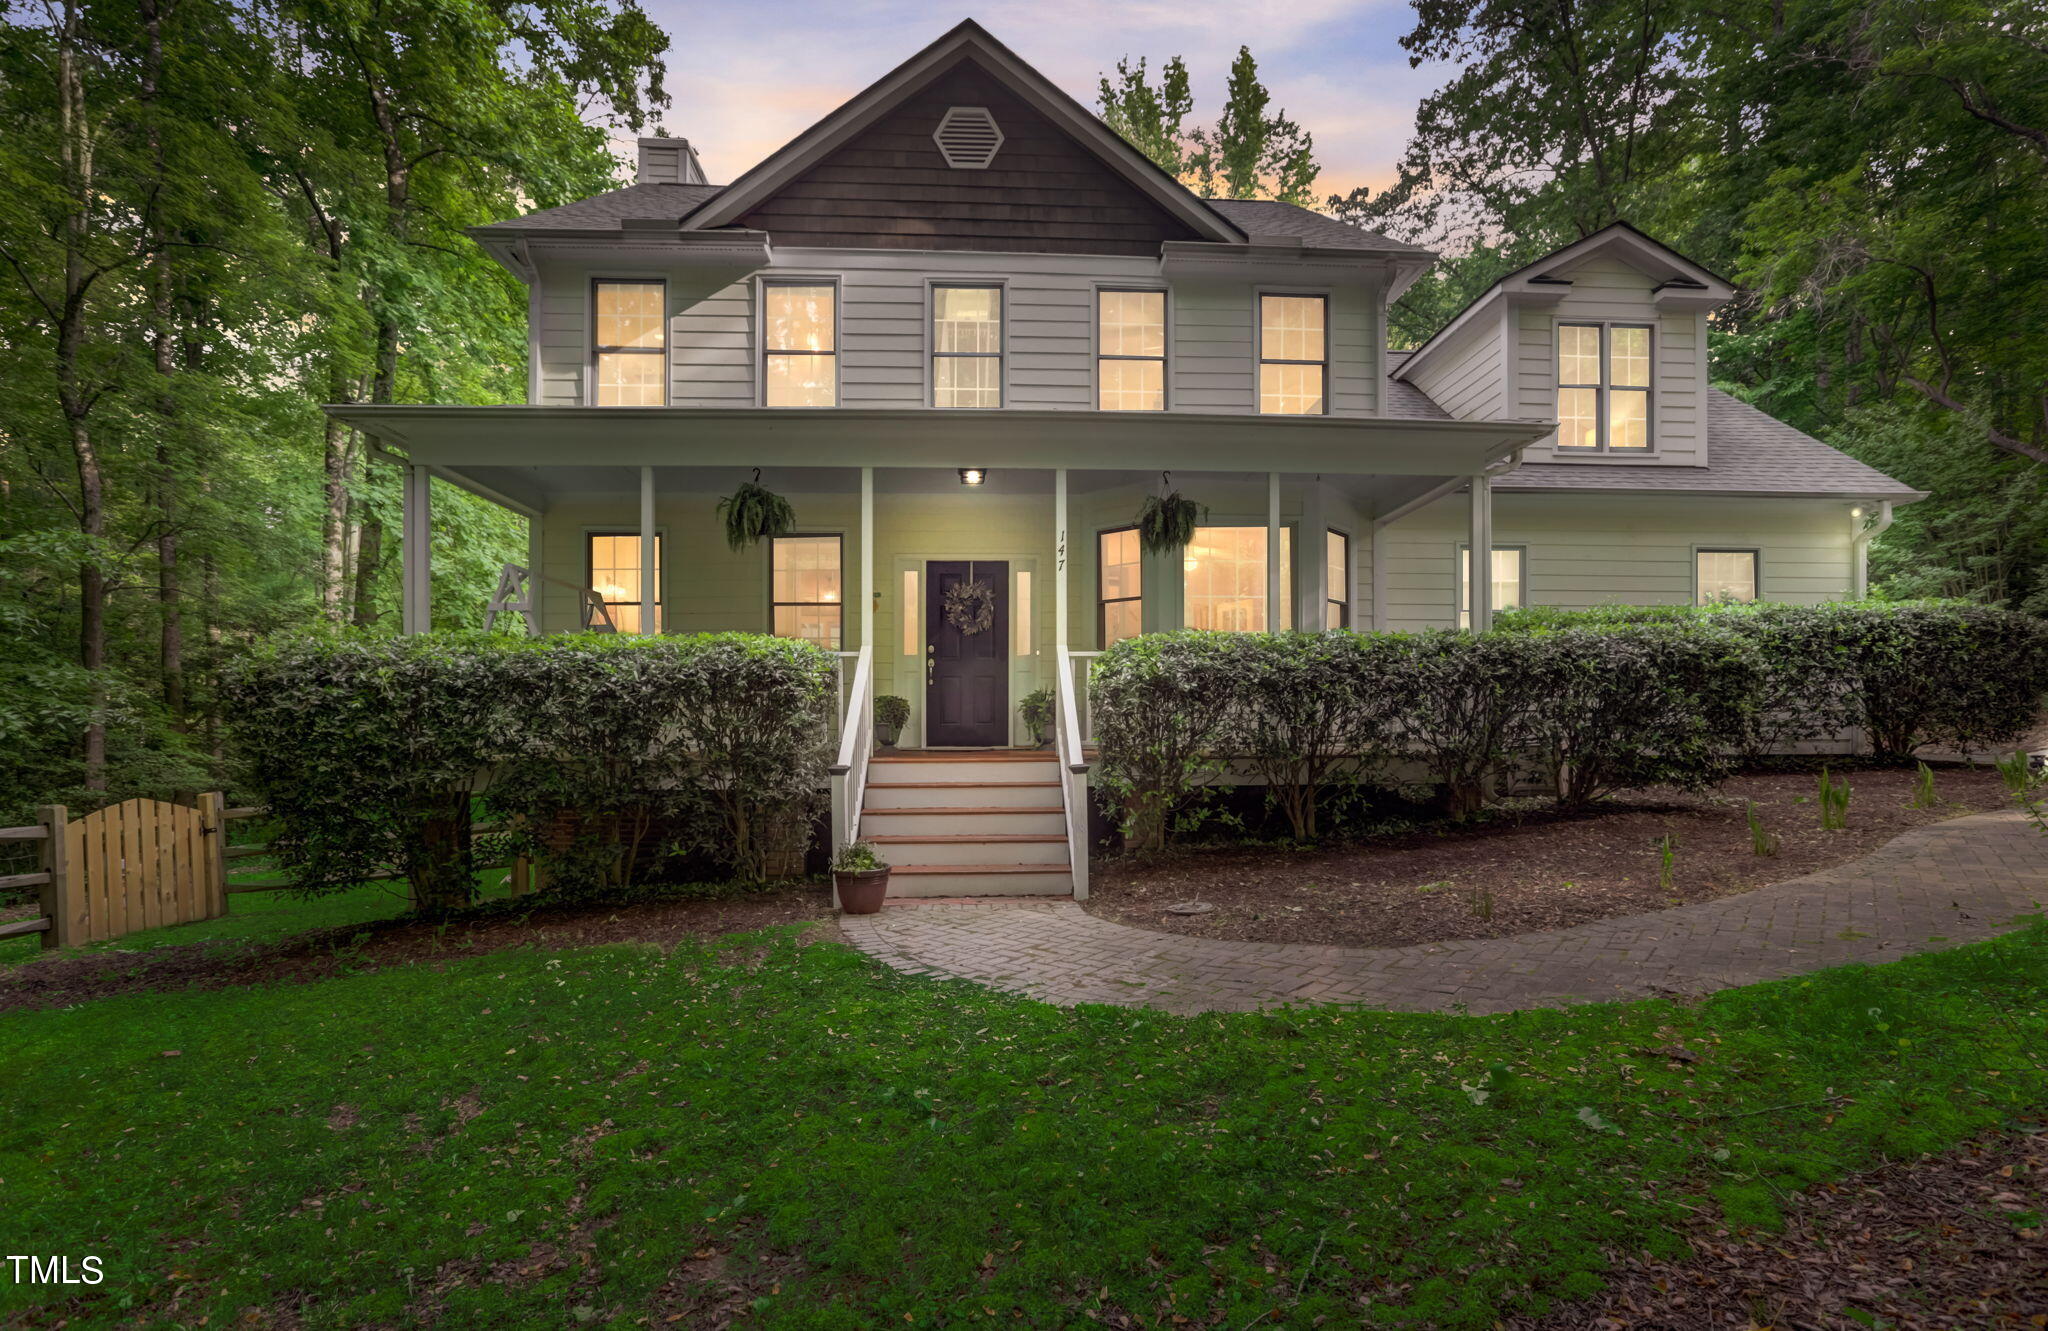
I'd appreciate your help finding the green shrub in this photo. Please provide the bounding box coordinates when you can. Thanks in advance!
[1222,632,1408,840]
[1018,687,1055,744]
[1089,632,1243,850]
[874,694,910,738]
[1391,631,1552,816]
[223,631,521,914]
[224,631,836,907]
[1514,625,1761,807]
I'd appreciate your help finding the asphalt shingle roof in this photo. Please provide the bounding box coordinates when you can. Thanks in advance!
[1382,352,1452,420]
[472,182,724,232]
[1203,198,1428,253]
[1495,389,1924,499]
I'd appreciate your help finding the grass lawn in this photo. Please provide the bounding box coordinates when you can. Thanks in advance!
[3,913,2046,1328]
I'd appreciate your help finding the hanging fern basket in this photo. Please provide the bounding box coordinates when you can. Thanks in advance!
[1135,480,1206,556]
[717,472,796,552]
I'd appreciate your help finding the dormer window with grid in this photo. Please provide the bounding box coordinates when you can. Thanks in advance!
[1557,323,1652,451]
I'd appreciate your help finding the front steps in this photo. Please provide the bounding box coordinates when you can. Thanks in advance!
[862,751,1073,897]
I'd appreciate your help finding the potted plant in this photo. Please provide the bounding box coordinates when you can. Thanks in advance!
[1019,687,1055,747]
[874,694,910,748]
[716,469,796,551]
[1135,470,1206,555]
[831,840,891,914]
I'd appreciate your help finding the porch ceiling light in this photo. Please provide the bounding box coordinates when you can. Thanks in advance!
[958,467,987,486]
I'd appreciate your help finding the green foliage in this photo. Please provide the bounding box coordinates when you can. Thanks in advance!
[830,840,887,874]
[1018,687,1055,744]
[222,632,834,905]
[874,694,910,735]
[1089,632,1243,850]
[715,479,797,552]
[1227,631,1409,840]
[6,916,2048,1327]
[1818,767,1853,831]
[1098,47,1317,202]
[1746,801,1781,857]
[1912,762,1941,810]
[1134,488,1206,554]
[1656,834,1677,892]
[1497,602,2048,760]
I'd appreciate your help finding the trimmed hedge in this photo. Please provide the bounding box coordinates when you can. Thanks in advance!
[1089,603,2047,846]
[223,632,836,909]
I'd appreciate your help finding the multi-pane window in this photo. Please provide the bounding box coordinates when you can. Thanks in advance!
[1258,295,1327,415]
[932,285,1002,408]
[771,535,843,648]
[1184,526,1293,631]
[1098,527,1143,646]
[1098,290,1166,411]
[1458,546,1525,628]
[763,284,837,407]
[593,282,665,406]
[1557,323,1651,450]
[1697,549,1758,604]
[1326,530,1350,629]
[588,532,661,634]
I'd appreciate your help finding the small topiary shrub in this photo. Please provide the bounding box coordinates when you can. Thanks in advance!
[1018,688,1055,745]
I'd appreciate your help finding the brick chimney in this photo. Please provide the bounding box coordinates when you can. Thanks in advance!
[636,137,707,186]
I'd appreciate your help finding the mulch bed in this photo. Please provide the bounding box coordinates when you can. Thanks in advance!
[1086,765,2018,950]
[1509,1125,2048,1329]
[0,883,835,1016]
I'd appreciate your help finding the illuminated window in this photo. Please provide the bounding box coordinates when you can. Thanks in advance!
[1697,549,1758,604]
[1098,290,1165,410]
[933,285,1002,408]
[763,284,837,407]
[1098,527,1143,646]
[771,535,842,648]
[1258,295,1326,415]
[1326,530,1350,629]
[593,282,665,406]
[1557,323,1651,450]
[902,569,920,657]
[1184,526,1292,631]
[588,532,661,633]
[1458,546,1525,628]
[1014,570,1033,657]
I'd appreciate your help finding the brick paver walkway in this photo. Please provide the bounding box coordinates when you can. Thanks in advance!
[840,812,2048,1014]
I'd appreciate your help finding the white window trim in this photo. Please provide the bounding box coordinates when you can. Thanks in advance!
[1693,546,1763,605]
[589,277,669,407]
[756,275,843,408]
[768,530,849,650]
[925,278,1008,410]
[1457,542,1528,627]
[1254,288,1333,417]
[1554,319,1656,453]
[1092,284,1171,412]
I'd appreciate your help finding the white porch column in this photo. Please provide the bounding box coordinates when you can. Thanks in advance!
[1266,471,1282,630]
[859,467,874,650]
[638,465,656,635]
[401,463,431,634]
[1300,480,1329,630]
[1054,468,1070,650]
[1468,473,1494,632]
[1370,523,1388,632]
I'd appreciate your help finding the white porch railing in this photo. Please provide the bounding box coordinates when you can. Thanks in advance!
[1053,646,1096,900]
[828,645,875,872]
[1064,650,1103,747]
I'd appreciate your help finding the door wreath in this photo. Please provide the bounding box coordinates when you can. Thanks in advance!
[943,579,996,636]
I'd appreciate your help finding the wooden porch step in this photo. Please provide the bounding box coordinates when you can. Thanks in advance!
[861,779,1061,810]
[885,863,1075,898]
[867,832,1067,866]
[861,805,1064,816]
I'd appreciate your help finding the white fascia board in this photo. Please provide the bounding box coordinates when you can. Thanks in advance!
[327,404,1553,480]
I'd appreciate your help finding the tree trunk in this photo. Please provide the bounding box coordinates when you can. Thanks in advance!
[352,511,385,627]
[142,0,185,726]
[320,382,353,622]
[56,0,107,791]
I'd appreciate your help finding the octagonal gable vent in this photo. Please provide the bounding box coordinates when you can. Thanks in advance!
[934,106,1004,169]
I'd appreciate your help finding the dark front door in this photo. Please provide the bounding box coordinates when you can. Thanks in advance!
[925,560,1009,747]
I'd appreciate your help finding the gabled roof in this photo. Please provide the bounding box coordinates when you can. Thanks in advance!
[1203,199,1428,255]
[679,20,1244,244]
[1495,389,1926,501]
[1397,223,1735,381]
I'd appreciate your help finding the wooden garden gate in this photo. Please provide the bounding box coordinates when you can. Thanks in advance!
[0,795,227,949]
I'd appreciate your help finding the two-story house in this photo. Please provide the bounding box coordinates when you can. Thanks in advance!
[331,21,1921,892]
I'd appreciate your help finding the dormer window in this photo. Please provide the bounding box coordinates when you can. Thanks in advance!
[1558,323,1651,450]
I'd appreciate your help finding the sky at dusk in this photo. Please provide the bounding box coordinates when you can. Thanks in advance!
[628,1,1450,203]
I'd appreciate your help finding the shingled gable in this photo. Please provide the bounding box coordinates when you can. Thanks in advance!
[681,20,1243,256]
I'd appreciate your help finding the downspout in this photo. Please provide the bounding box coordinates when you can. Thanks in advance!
[1850,500,1894,600]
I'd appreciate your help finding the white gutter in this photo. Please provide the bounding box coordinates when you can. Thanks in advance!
[1851,499,1895,599]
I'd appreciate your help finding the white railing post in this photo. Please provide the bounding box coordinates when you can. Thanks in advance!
[828,645,875,907]
[1054,646,1091,900]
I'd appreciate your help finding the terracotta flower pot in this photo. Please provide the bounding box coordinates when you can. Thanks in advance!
[834,867,891,914]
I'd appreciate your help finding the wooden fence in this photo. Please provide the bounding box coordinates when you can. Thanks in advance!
[0,794,229,949]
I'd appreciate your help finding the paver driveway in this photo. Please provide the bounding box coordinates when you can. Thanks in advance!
[840,811,2048,1014]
